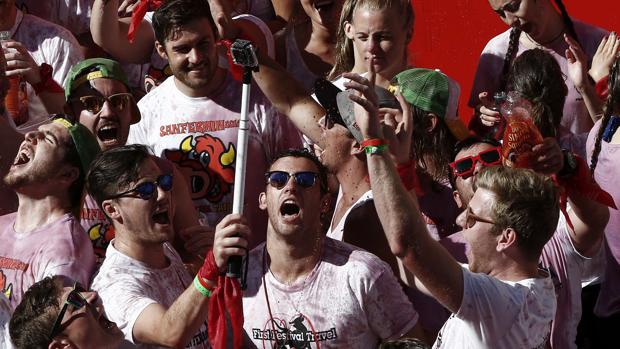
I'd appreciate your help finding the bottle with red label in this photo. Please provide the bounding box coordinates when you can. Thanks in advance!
[500,91,543,168]
[0,31,28,126]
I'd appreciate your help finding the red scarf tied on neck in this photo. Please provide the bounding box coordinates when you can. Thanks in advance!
[198,250,244,349]
[128,0,165,43]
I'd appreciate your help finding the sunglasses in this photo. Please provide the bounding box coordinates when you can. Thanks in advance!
[450,147,502,179]
[464,206,496,229]
[109,174,173,200]
[265,171,318,189]
[73,93,134,114]
[49,282,94,339]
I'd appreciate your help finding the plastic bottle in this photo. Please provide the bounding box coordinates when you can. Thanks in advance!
[488,91,507,140]
[0,31,28,126]
[500,91,544,168]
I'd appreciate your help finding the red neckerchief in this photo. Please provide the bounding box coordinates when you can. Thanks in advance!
[128,0,165,43]
[595,75,609,101]
[553,154,617,232]
[198,250,244,349]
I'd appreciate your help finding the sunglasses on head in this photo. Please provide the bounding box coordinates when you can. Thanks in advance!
[450,147,502,179]
[109,174,173,200]
[49,282,93,339]
[73,93,134,115]
[265,171,318,189]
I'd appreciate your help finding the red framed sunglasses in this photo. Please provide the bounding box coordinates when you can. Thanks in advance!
[450,146,502,178]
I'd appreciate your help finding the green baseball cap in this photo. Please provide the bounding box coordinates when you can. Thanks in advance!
[52,114,102,178]
[391,68,470,141]
[64,58,140,124]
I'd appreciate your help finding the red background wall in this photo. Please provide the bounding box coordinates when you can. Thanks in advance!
[408,0,620,123]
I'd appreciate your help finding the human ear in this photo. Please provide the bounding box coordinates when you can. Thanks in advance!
[427,113,439,133]
[453,190,464,209]
[49,336,76,349]
[102,199,121,221]
[155,41,168,60]
[258,192,267,211]
[344,21,354,40]
[496,228,517,252]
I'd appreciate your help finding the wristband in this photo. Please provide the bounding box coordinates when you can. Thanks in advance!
[198,250,220,282]
[193,275,212,298]
[364,144,388,155]
[360,138,388,148]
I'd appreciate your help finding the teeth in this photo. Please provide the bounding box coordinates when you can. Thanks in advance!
[284,199,296,204]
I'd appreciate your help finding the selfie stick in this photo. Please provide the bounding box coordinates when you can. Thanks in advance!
[228,40,258,278]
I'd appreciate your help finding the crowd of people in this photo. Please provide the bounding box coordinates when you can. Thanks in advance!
[0,0,618,348]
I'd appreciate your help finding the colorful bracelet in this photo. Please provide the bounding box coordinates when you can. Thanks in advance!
[360,138,388,148]
[193,275,212,298]
[365,144,388,155]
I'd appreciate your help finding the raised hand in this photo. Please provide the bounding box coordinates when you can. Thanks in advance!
[590,31,620,83]
[342,58,383,141]
[477,92,501,127]
[2,40,42,85]
[565,34,590,92]
[212,214,250,272]
[381,92,413,164]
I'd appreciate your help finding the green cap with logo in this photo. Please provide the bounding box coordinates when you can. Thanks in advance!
[64,58,140,124]
[391,68,470,141]
[52,114,101,178]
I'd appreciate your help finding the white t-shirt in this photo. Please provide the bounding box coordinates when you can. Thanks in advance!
[433,267,556,349]
[540,211,604,349]
[91,241,210,349]
[0,294,12,349]
[128,73,302,247]
[9,9,83,130]
[243,238,419,348]
[15,0,91,34]
[326,188,373,240]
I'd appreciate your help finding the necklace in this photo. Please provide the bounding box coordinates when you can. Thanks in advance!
[525,26,565,48]
[261,245,322,349]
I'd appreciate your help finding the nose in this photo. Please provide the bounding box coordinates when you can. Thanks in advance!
[282,175,299,192]
[456,210,467,229]
[24,130,43,143]
[368,37,381,54]
[318,116,327,130]
[472,161,485,176]
[99,98,116,117]
[188,47,204,65]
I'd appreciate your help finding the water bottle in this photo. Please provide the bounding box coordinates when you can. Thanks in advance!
[489,91,507,140]
[0,31,28,126]
[501,91,543,168]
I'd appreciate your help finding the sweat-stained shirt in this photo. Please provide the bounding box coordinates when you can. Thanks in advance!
[128,73,302,247]
[0,213,96,310]
[242,238,419,348]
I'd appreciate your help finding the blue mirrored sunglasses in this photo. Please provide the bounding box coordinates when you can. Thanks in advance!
[265,171,318,189]
[109,174,173,200]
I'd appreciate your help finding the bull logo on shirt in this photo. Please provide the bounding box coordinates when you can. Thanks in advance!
[88,223,116,260]
[144,64,172,93]
[165,134,236,204]
[0,271,12,300]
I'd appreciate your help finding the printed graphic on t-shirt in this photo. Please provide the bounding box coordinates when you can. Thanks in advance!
[253,313,338,348]
[163,133,236,214]
[0,271,13,300]
[0,258,28,301]
[144,64,172,93]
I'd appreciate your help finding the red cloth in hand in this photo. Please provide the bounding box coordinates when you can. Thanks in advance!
[595,75,609,101]
[397,161,424,197]
[555,155,617,209]
[199,250,244,349]
[128,0,165,43]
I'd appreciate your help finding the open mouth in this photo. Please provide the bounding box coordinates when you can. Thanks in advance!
[152,210,170,225]
[97,124,120,144]
[13,148,31,166]
[280,199,301,218]
[97,312,118,333]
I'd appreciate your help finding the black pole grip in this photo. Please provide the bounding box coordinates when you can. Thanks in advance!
[226,255,242,278]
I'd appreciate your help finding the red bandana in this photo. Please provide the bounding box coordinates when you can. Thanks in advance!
[128,0,165,43]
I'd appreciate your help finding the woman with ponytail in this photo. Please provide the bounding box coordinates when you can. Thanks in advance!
[584,54,620,347]
[471,0,608,138]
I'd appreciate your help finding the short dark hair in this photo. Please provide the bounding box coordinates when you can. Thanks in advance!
[9,276,64,349]
[152,0,218,45]
[62,135,85,212]
[268,148,329,195]
[380,338,430,349]
[474,166,559,261]
[86,144,151,206]
[448,136,501,190]
[411,105,457,181]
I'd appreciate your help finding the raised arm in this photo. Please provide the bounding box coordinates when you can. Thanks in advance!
[565,35,604,122]
[346,66,464,313]
[91,0,155,64]
[252,52,326,147]
[132,214,249,347]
